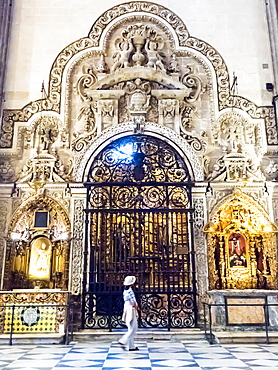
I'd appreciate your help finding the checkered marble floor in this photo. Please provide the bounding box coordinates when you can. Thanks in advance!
[0,340,278,369]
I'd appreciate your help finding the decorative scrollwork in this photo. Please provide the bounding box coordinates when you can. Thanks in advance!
[112,187,138,209]
[87,135,190,183]
[2,2,276,149]
[71,199,85,294]
[88,2,189,46]
[89,187,109,208]
[84,293,124,329]
[140,294,168,328]
[180,134,203,152]
[170,294,195,328]
[169,186,189,208]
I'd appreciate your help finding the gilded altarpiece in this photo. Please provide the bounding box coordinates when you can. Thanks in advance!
[5,195,71,291]
[205,189,278,291]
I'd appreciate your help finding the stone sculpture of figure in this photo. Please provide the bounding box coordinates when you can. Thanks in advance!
[145,40,165,71]
[96,53,108,74]
[111,39,133,72]
[36,242,49,272]
[168,53,181,73]
[226,120,244,153]
[38,127,58,152]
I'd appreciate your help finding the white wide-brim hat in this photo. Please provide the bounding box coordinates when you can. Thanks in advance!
[123,276,136,286]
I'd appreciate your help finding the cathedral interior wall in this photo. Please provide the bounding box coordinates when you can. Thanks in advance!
[0,0,278,331]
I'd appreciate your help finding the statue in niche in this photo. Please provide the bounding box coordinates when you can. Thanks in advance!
[145,40,166,71]
[228,233,247,267]
[230,123,244,153]
[0,160,15,182]
[37,126,58,153]
[29,237,52,280]
[111,39,134,72]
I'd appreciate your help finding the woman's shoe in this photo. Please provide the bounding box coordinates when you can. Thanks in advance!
[118,341,126,350]
[129,347,139,351]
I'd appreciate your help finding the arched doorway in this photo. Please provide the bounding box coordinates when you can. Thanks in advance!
[82,134,197,329]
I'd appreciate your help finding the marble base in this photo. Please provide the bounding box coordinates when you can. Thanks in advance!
[207,290,278,331]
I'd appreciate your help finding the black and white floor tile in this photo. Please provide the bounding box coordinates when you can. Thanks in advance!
[0,340,278,369]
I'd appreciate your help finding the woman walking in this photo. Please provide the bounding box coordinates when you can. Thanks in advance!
[118,275,139,351]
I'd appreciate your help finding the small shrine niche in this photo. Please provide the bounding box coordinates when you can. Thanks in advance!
[205,190,278,290]
[5,196,71,291]
[228,233,247,268]
[29,236,52,282]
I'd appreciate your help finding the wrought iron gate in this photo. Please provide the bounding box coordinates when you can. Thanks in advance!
[82,135,197,329]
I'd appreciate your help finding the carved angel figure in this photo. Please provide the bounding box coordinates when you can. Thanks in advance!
[111,39,134,72]
[145,40,165,71]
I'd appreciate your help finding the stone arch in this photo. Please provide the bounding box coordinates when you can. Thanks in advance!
[9,194,71,234]
[207,189,271,223]
[88,1,189,48]
[73,121,204,182]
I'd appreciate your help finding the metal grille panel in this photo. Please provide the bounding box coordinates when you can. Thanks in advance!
[82,135,197,329]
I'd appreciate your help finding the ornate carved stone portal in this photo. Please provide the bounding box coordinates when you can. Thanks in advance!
[204,189,278,290]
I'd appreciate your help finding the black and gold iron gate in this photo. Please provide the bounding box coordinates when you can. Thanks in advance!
[82,135,197,329]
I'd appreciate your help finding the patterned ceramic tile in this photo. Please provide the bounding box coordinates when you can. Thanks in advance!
[0,339,278,369]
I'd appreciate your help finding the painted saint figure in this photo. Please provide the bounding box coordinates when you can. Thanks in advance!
[228,233,247,267]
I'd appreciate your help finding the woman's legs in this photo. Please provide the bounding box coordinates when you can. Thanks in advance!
[119,317,138,350]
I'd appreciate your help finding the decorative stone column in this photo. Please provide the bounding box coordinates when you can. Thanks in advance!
[192,186,208,318]
[70,197,86,295]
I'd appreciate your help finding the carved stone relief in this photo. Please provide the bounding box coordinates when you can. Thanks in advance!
[16,115,74,187]
[0,200,9,235]
[72,41,207,156]
[71,199,85,294]
[0,160,15,182]
[0,1,277,303]
[264,159,278,181]
[193,197,208,302]
[273,199,278,223]
[207,112,265,182]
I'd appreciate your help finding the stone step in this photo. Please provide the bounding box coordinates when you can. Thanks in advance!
[211,331,278,344]
[73,328,206,342]
[0,333,65,345]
